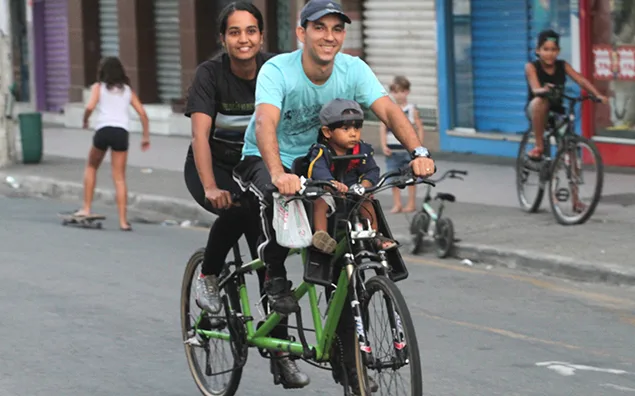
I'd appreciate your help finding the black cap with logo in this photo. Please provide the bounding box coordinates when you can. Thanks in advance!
[300,0,352,26]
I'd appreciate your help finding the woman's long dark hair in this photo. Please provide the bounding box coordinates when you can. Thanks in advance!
[218,1,264,36]
[209,1,265,60]
[97,57,130,89]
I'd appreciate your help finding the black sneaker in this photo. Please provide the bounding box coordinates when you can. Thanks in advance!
[264,277,300,315]
[195,274,221,313]
[271,356,311,388]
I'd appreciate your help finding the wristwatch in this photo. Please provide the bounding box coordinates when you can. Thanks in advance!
[411,146,431,159]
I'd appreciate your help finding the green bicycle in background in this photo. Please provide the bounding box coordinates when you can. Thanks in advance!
[180,153,435,396]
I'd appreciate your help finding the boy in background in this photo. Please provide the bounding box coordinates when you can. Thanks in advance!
[380,76,425,213]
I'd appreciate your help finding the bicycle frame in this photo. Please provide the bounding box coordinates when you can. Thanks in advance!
[192,165,433,365]
[421,187,440,219]
[543,94,593,157]
[196,236,356,363]
[419,169,464,228]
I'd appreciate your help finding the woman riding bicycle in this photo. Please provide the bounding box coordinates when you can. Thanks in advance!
[525,29,607,160]
[183,2,310,387]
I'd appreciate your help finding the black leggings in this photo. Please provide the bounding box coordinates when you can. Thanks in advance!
[184,158,260,276]
[184,157,289,339]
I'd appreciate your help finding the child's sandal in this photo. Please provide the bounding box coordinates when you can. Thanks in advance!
[374,235,399,251]
[312,230,337,254]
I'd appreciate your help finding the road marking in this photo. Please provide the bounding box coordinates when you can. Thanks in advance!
[536,361,628,376]
[602,383,635,392]
[404,255,635,309]
[418,310,587,352]
[418,309,635,365]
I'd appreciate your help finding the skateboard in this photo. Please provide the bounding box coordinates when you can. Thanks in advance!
[58,212,106,229]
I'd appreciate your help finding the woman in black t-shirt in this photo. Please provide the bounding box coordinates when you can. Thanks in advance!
[183,2,310,387]
[525,29,607,160]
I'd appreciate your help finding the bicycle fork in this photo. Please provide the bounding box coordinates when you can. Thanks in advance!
[346,254,409,370]
[346,254,374,367]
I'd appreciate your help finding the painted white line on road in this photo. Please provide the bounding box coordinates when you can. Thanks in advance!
[536,361,628,376]
[601,383,635,392]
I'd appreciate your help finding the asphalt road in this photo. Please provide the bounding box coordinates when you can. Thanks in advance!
[1,193,635,396]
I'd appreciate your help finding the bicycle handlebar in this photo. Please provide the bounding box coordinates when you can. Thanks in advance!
[429,169,468,183]
[273,165,438,200]
[561,93,602,104]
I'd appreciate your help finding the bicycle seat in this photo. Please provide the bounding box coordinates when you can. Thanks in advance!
[435,193,456,202]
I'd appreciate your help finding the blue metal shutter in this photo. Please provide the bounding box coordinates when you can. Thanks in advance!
[43,0,70,112]
[471,0,530,132]
[99,0,120,58]
[154,0,182,103]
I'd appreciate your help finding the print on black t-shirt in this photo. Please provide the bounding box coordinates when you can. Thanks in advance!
[184,52,276,167]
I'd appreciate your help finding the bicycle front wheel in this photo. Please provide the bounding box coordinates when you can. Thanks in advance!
[361,275,422,396]
[548,135,604,225]
[181,248,244,396]
[516,129,545,212]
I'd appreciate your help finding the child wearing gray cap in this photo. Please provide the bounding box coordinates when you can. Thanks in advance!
[306,98,398,253]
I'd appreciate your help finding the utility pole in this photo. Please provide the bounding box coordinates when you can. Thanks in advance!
[0,0,13,167]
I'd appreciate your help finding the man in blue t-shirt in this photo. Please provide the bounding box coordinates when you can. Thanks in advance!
[234,0,435,313]
[233,0,435,391]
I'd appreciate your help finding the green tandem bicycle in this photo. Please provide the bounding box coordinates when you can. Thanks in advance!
[180,155,435,396]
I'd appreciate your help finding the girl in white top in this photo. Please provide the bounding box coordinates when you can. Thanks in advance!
[74,57,150,231]
[380,75,425,213]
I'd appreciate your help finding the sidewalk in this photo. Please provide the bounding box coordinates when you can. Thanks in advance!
[3,126,635,285]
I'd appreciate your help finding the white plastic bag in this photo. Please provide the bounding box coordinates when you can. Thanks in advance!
[272,192,313,248]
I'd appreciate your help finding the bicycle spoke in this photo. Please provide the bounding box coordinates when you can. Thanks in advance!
[516,130,545,212]
[549,137,603,225]
[364,282,414,395]
[181,248,244,396]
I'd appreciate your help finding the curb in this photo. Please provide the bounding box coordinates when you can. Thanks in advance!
[453,243,635,286]
[1,173,216,227]
[4,172,634,286]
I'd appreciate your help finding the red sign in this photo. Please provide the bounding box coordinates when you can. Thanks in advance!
[617,46,635,80]
[593,45,635,80]
[593,45,613,80]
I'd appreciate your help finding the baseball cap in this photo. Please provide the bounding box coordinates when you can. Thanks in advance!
[319,99,364,126]
[300,0,352,27]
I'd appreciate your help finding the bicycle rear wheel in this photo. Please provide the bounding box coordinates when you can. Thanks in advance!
[548,135,603,225]
[360,275,422,396]
[516,129,546,212]
[181,248,244,396]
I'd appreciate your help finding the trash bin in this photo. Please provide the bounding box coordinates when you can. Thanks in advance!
[17,112,43,164]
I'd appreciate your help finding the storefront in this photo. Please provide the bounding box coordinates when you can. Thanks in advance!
[9,0,30,103]
[584,0,635,166]
[437,0,580,157]
[98,0,119,58]
[363,0,438,121]
[32,0,70,112]
[153,0,182,104]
